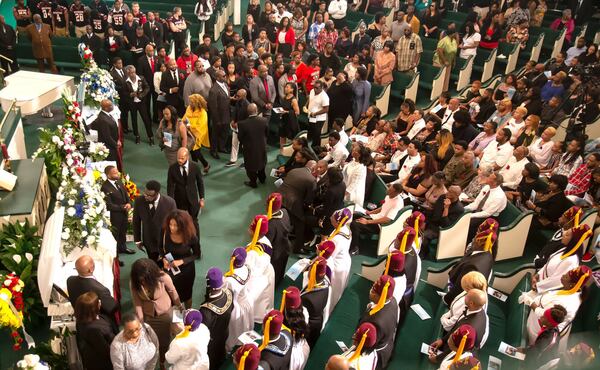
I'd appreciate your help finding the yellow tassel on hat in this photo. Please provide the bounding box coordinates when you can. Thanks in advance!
[369,281,390,315]
[176,322,194,339]
[279,290,288,312]
[558,271,590,295]
[414,218,420,250]
[384,253,392,275]
[328,215,349,240]
[484,233,493,253]
[561,228,592,259]
[237,349,252,370]
[267,197,275,220]
[225,256,236,277]
[348,329,370,363]
[259,316,274,350]
[306,262,318,292]
[247,218,263,253]
[574,209,581,227]
[399,232,409,254]
[452,331,469,364]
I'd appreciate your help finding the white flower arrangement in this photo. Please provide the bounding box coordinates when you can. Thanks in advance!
[16,354,49,370]
[88,141,109,162]
[79,43,119,107]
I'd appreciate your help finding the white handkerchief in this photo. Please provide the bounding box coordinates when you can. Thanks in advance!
[411,304,431,320]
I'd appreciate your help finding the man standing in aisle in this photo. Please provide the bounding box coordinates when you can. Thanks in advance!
[91,100,120,164]
[249,65,276,117]
[25,14,57,74]
[237,104,268,188]
[101,165,135,266]
[160,59,186,116]
[208,69,231,158]
[167,148,205,233]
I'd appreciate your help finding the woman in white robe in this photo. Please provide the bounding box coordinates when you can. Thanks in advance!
[165,309,210,370]
[224,247,254,351]
[324,208,353,310]
[343,143,368,206]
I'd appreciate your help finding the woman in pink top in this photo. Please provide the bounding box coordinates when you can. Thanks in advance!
[130,258,181,367]
[550,9,575,44]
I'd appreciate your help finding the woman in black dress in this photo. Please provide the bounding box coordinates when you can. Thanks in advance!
[279,82,300,149]
[326,72,354,130]
[159,210,201,308]
[75,292,117,370]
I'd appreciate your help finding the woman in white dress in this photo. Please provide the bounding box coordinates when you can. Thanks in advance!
[344,322,378,370]
[534,224,591,293]
[325,208,353,309]
[523,266,591,346]
[440,271,488,332]
[280,287,310,370]
[244,215,276,323]
[165,309,210,370]
[223,247,254,351]
[343,142,370,206]
[437,324,477,370]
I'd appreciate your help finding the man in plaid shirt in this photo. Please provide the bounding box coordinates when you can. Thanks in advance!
[316,20,338,53]
[566,153,600,197]
[308,13,325,49]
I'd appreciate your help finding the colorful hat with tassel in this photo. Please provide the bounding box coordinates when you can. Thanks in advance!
[225,247,247,276]
[266,193,282,220]
[561,224,592,260]
[474,228,497,253]
[348,322,377,363]
[559,266,592,295]
[562,206,583,228]
[306,256,328,292]
[404,211,426,234]
[451,324,477,364]
[259,310,284,350]
[206,267,224,289]
[234,343,260,370]
[317,240,336,259]
[394,227,416,254]
[449,355,481,370]
[280,286,302,312]
[477,218,499,234]
[328,208,352,240]
[384,250,406,276]
[175,309,203,339]
[369,274,395,315]
[247,215,269,250]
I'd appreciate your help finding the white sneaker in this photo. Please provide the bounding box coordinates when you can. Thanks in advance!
[497,54,507,59]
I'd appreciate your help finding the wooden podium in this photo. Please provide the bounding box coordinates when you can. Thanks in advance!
[0,159,51,234]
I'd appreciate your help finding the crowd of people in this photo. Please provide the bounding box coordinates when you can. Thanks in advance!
[6,0,600,369]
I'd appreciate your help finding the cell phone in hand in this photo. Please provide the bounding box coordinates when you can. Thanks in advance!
[164,253,181,275]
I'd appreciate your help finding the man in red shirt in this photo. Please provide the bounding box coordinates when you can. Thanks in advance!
[176,46,199,77]
[295,54,320,94]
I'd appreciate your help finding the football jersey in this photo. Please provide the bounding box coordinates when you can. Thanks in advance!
[52,5,68,28]
[13,5,31,27]
[91,13,108,33]
[37,1,53,25]
[69,4,87,27]
[108,8,126,31]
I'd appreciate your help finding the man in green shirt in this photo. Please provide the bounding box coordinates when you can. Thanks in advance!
[433,23,458,91]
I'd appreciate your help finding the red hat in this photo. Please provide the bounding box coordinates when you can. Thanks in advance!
[306,256,328,291]
[562,206,583,228]
[474,228,497,253]
[565,265,592,288]
[385,250,405,275]
[266,193,282,217]
[372,274,395,300]
[562,224,592,259]
[263,309,283,337]
[477,218,499,234]
[395,227,416,253]
[234,343,260,370]
[354,322,378,350]
[451,324,477,351]
[404,211,426,232]
[317,240,336,259]
[250,215,269,236]
[449,355,481,370]
[280,286,301,311]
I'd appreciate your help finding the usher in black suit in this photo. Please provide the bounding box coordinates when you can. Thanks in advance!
[66,275,118,327]
[166,160,205,231]
[123,75,152,140]
[160,68,186,116]
[132,193,177,262]
[101,178,130,253]
[90,111,119,162]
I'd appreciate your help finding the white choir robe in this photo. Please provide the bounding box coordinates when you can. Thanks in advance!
[224,265,254,351]
[536,248,579,293]
[438,351,473,370]
[246,236,276,323]
[290,309,311,370]
[347,350,378,370]
[526,290,581,346]
[328,226,352,311]
[165,324,210,370]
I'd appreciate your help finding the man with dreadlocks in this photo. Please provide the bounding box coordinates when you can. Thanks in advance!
[437,324,477,370]
[343,322,378,369]
[279,287,310,370]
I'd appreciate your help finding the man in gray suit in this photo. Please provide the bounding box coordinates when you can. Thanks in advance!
[208,69,232,158]
[249,64,276,117]
[279,160,317,253]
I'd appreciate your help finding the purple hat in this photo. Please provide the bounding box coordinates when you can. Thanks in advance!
[206,267,224,289]
[333,208,352,224]
[183,309,203,331]
[232,247,247,268]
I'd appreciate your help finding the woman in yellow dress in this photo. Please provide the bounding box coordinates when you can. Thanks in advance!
[184,94,211,174]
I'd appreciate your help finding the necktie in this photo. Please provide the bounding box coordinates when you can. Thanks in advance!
[119,69,124,79]
[181,165,187,180]
[173,71,178,85]
[263,78,270,101]
[150,57,155,73]
[149,203,156,218]
[475,189,491,212]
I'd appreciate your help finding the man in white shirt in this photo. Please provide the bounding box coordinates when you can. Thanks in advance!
[479,128,514,170]
[394,140,422,184]
[349,183,404,255]
[465,172,507,239]
[437,98,460,131]
[499,146,529,190]
[328,0,347,29]
[406,109,425,139]
[565,37,587,65]
[321,131,349,168]
[306,80,330,149]
[274,3,292,23]
[332,117,349,148]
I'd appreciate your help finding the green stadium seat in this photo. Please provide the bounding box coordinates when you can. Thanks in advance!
[495,202,534,261]
[416,63,443,101]
[390,71,419,102]
[473,47,496,82]
[494,41,520,75]
[519,31,544,64]
[530,26,565,58]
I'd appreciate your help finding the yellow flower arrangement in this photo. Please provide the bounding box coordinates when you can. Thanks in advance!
[0,288,21,329]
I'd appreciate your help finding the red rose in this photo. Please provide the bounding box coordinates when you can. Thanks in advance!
[10,331,18,338]
[506,165,510,170]
[12,344,21,351]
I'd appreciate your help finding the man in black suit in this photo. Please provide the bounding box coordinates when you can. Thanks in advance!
[132,180,177,262]
[109,57,130,132]
[443,229,495,306]
[100,165,134,265]
[66,255,118,324]
[0,15,18,75]
[429,289,488,363]
[128,26,149,62]
[160,59,186,117]
[207,69,231,158]
[138,44,159,122]
[80,24,102,58]
[90,99,120,164]
[167,147,205,232]
[124,65,153,144]
[237,103,268,188]
[143,11,163,49]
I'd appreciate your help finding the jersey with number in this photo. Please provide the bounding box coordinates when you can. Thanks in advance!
[91,13,108,34]
[168,15,186,31]
[13,5,31,27]
[108,8,126,31]
[131,11,146,25]
[52,5,68,28]
[69,4,87,27]
[37,1,53,25]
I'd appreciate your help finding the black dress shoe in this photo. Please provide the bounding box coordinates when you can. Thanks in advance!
[244,181,258,188]
[148,137,154,146]
[203,164,211,175]
[118,260,124,267]
[119,247,136,255]
[258,177,266,184]
[135,136,141,144]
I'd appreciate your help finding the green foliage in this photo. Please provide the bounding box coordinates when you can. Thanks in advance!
[30,330,71,370]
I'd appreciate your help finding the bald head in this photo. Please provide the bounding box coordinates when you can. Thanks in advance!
[325,355,350,370]
[447,185,461,202]
[75,255,95,277]
[465,289,487,310]
[101,99,113,113]
[306,160,317,171]
[176,147,189,165]
[247,103,258,116]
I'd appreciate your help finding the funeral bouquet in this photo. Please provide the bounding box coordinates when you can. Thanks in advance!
[0,273,25,350]
[88,141,110,162]
[16,354,50,369]
[78,44,118,108]
[122,174,140,202]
